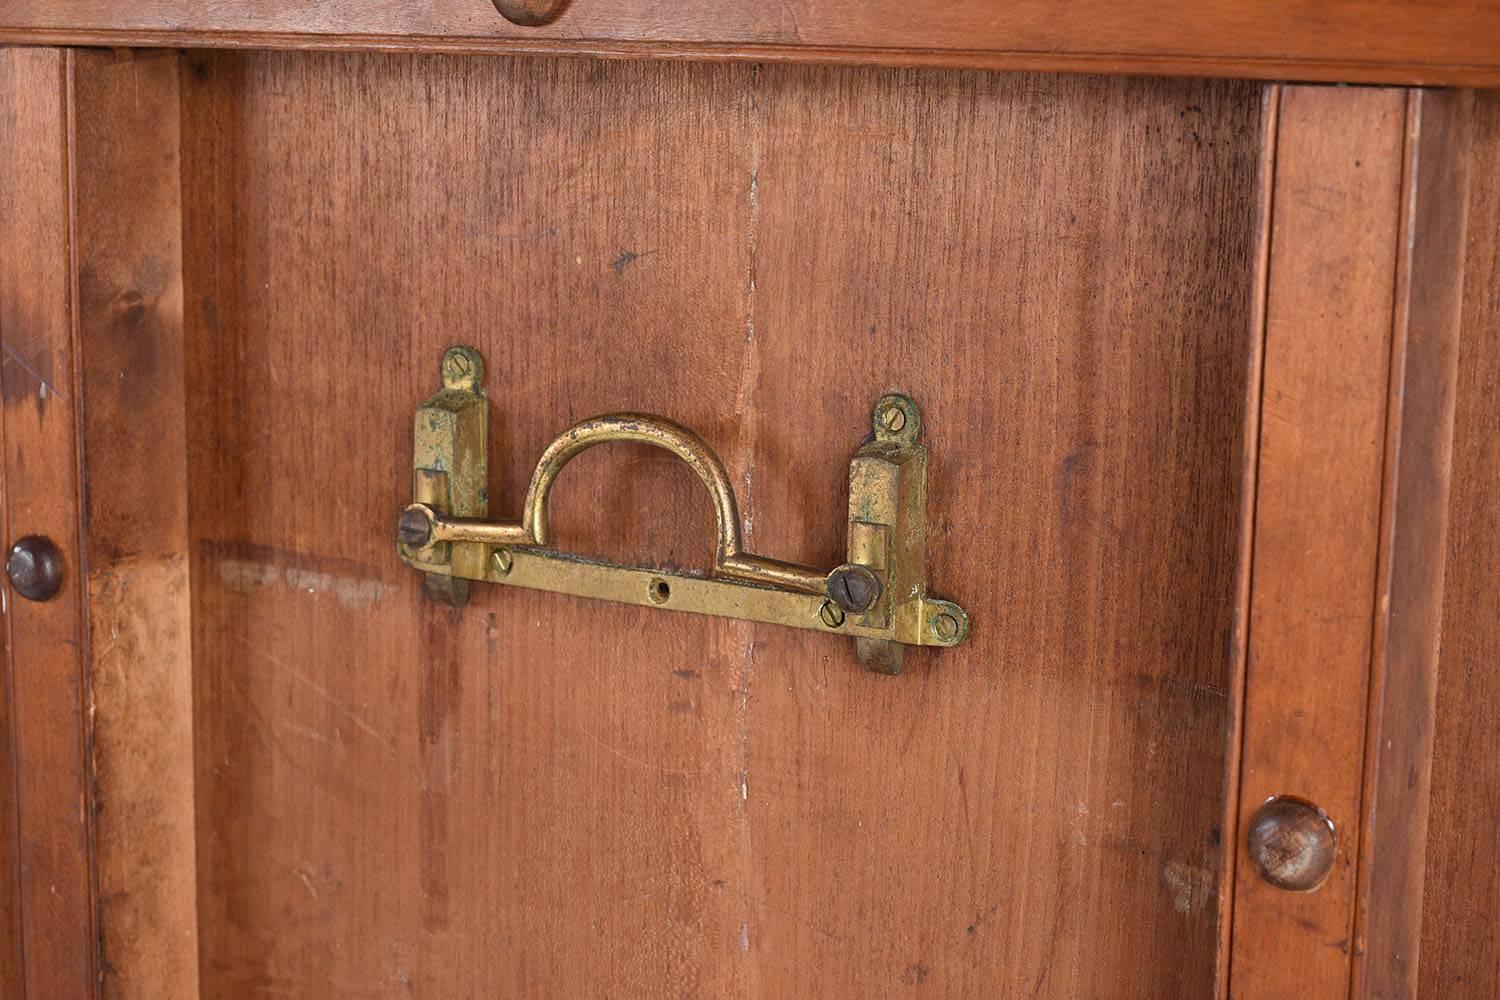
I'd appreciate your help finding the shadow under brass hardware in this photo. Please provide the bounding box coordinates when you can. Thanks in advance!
[1246,796,1337,892]
[397,346,970,673]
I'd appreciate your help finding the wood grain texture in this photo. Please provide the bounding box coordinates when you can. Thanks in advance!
[737,66,1256,999]
[0,538,19,1000]
[69,49,201,1000]
[1418,90,1500,1000]
[1227,85,1409,1000]
[183,51,763,1000]
[1350,88,1470,1000]
[3,0,1500,87]
[1216,80,1280,999]
[0,45,98,1000]
[178,53,1259,997]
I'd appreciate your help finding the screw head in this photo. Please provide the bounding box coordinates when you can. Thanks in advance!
[931,613,961,642]
[819,600,846,629]
[1247,796,1337,892]
[7,536,63,602]
[397,509,433,548]
[440,346,484,391]
[826,564,883,614]
[443,352,471,378]
[872,393,920,441]
[491,549,514,577]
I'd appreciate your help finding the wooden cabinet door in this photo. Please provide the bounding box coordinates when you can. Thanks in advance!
[0,45,1493,1000]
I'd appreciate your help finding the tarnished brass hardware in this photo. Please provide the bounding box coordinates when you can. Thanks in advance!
[398,347,970,672]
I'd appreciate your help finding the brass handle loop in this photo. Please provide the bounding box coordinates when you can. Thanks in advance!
[524,415,741,559]
[412,413,830,596]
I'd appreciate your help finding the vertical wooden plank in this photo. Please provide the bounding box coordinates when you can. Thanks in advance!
[0,46,97,999]
[0,570,20,1000]
[1351,88,1470,1000]
[743,69,1258,998]
[1228,85,1408,999]
[1230,84,1469,999]
[70,49,199,1000]
[1417,89,1500,1000]
[1215,81,1280,1000]
[180,52,758,998]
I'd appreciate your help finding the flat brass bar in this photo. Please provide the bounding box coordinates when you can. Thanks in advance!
[420,547,967,648]
[415,506,829,595]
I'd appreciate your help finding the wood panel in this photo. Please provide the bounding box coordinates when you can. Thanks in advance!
[69,49,200,1000]
[1350,89,1470,1000]
[4,0,1500,87]
[1419,90,1500,1000]
[178,52,1259,997]
[1229,86,1470,1000]
[739,66,1259,998]
[181,51,762,999]
[0,46,97,999]
[1227,86,1409,999]
[0,622,19,996]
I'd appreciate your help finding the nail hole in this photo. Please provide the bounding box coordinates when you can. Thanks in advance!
[648,578,671,604]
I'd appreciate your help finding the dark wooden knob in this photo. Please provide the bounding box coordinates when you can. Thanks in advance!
[7,535,64,603]
[491,0,568,26]
[1247,796,1337,892]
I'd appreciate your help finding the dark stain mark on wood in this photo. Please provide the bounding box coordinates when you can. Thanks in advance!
[965,904,998,937]
[610,248,655,274]
[418,601,466,933]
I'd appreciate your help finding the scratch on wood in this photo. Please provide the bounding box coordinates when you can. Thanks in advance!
[216,556,394,609]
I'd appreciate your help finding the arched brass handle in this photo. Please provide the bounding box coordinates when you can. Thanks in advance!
[397,347,969,673]
[402,413,839,598]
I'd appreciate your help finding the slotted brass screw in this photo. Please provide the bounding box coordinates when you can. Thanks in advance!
[827,564,882,614]
[443,351,472,381]
[879,404,906,433]
[819,600,846,629]
[491,549,513,577]
[397,509,433,547]
[932,613,960,642]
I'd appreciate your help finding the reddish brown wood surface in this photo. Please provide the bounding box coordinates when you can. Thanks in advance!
[0,654,18,995]
[177,53,1258,996]
[0,46,98,1000]
[1350,88,1470,1000]
[1216,80,1281,997]
[70,49,201,1000]
[0,556,19,1000]
[1418,90,1500,1000]
[3,0,1500,86]
[1228,85,1409,999]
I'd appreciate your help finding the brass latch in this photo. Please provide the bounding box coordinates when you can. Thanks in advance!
[395,347,970,673]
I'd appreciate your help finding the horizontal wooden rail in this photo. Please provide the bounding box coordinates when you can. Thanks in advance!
[2,0,1500,87]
